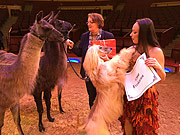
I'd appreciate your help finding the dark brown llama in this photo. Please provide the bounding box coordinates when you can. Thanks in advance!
[0,11,64,135]
[32,11,73,132]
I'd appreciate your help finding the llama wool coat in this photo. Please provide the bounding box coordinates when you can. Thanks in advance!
[71,30,114,78]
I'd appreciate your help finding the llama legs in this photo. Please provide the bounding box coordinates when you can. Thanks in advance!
[0,110,5,135]
[10,103,24,135]
[33,92,45,132]
[57,86,64,113]
[44,90,54,122]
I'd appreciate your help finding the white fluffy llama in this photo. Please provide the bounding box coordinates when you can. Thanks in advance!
[0,11,64,135]
[82,45,135,135]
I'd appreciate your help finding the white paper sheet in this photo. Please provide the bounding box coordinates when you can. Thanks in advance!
[125,53,161,101]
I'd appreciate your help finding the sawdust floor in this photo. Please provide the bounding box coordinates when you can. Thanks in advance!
[2,62,180,135]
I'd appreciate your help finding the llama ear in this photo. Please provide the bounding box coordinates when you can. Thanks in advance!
[43,11,54,21]
[36,11,43,23]
[49,11,60,24]
[48,11,54,21]
[54,10,61,20]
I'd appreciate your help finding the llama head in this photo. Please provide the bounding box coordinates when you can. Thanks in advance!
[114,47,135,74]
[118,47,135,63]
[83,45,105,77]
[48,11,73,39]
[98,46,112,57]
[30,11,64,42]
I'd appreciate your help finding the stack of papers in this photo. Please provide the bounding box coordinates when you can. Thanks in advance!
[125,53,161,101]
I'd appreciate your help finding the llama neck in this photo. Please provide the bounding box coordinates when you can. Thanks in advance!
[14,33,45,94]
[44,41,60,62]
[19,33,44,55]
[40,41,67,84]
[17,33,44,67]
[44,41,66,67]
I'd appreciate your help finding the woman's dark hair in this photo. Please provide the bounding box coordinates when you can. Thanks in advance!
[88,13,104,28]
[136,18,160,57]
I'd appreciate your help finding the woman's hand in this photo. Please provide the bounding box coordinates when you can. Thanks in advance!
[147,47,166,81]
[66,39,74,49]
[145,57,162,70]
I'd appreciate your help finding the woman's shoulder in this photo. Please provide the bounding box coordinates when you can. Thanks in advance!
[149,47,163,55]
[149,46,164,59]
[102,30,114,38]
[150,46,162,51]
[80,31,90,40]
[81,31,90,37]
[103,30,112,34]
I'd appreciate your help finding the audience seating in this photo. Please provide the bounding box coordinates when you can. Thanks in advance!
[0,8,9,27]
[158,27,174,48]
[115,31,133,53]
[115,37,123,53]
[3,1,180,55]
[165,44,180,73]
[7,36,23,54]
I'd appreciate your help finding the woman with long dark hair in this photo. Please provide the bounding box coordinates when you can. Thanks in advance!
[120,18,166,135]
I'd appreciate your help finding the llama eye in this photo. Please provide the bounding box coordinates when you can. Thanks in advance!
[57,20,63,25]
[57,24,63,28]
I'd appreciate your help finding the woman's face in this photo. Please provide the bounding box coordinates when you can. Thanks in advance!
[130,22,139,44]
[87,17,99,33]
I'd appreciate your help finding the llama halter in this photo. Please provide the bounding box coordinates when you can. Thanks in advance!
[30,27,62,41]
[61,24,89,81]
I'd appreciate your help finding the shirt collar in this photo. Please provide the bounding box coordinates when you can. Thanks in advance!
[89,29,102,36]
[89,29,102,40]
